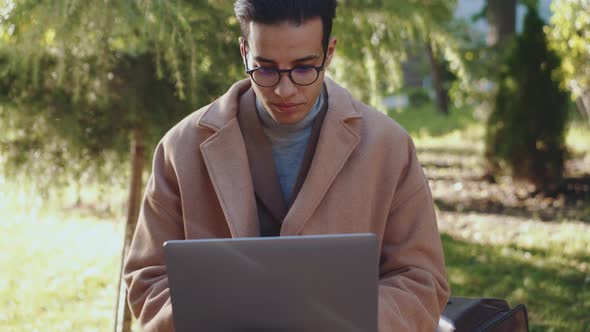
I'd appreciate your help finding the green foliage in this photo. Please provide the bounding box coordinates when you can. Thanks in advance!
[1,0,240,102]
[485,6,569,188]
[0,0,466,189]
[426,21,496,111]
[0,0,242,189]
[330,0,463,106]
[0,51,194,189]
[546,0,590,100]
[407,88,432,108]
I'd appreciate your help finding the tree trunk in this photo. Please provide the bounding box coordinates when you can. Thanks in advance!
[114,128,145,332]
[576,93,590,127]
[487,0,517,46]
[425,39,449,115]
[484,0,517,181]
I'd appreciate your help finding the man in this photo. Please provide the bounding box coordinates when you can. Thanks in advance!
[124,0,450,331]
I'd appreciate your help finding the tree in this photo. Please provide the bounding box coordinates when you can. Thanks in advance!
[487,0,518,46]
[546,0,590,125]
[426,37,449,114]
[1,1,241,187]
[1,0,464,185]
[331,0,460,111]
[485,5,569,189]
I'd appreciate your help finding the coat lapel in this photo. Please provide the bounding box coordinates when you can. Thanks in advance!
[281,78,362,235]
[199,80,260,238]
[197,78,363,237]
[237,90,288,222]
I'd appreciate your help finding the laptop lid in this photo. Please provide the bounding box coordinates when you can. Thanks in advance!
[164,233,378,332]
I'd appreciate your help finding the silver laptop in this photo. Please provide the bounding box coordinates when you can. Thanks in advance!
[164,233,378,332]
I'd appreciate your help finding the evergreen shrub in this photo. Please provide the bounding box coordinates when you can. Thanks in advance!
[485,5,569,189]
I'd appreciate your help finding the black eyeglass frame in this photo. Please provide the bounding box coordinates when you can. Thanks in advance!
[244,43,328,88]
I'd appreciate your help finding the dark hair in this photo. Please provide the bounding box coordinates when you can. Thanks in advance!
[234,0,337,49]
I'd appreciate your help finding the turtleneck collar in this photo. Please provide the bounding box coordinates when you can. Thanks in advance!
[255,88,326,134]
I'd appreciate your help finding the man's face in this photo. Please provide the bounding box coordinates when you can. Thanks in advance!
[240,18,337,125]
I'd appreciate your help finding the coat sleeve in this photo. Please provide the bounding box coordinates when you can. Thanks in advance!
[123,141,184,332]
[377,138,450,332]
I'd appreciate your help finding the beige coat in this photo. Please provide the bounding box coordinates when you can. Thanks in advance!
[124,78,450,332]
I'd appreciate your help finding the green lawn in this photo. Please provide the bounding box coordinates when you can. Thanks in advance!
[388,103,590,157]
[0,183,124,332]
[444,233,590,332]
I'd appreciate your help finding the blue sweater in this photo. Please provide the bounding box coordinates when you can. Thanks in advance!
[255,91,325,204]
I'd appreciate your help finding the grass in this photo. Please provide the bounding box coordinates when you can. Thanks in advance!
[1,104,589,331]
[0,179,124,332]
[0,214,123,332]
[387,104,480,138]
[444,233,590,332]
[388,103,590,158]
[388,104,488,160]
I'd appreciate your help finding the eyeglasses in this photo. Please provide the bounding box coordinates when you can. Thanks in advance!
[244,47,327,87]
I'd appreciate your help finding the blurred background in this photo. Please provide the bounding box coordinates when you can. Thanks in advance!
[1,0,589,331]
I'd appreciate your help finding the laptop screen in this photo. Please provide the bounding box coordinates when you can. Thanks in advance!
[164,233,378,332]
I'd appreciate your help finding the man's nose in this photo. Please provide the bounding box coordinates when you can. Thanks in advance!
[274,73,297,98]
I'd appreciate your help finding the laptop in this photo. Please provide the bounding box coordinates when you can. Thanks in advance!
[164,233,378,332]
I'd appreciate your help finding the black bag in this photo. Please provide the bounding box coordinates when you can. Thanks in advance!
[437,297,529,332]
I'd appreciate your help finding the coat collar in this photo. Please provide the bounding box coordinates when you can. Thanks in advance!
[198,79,253,131]
[237,88,288,224]
[198,78,361,131]
[198,77,363,237]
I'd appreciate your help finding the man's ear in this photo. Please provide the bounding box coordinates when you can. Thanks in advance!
[325,37,338,67]
[239,37,246,62]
